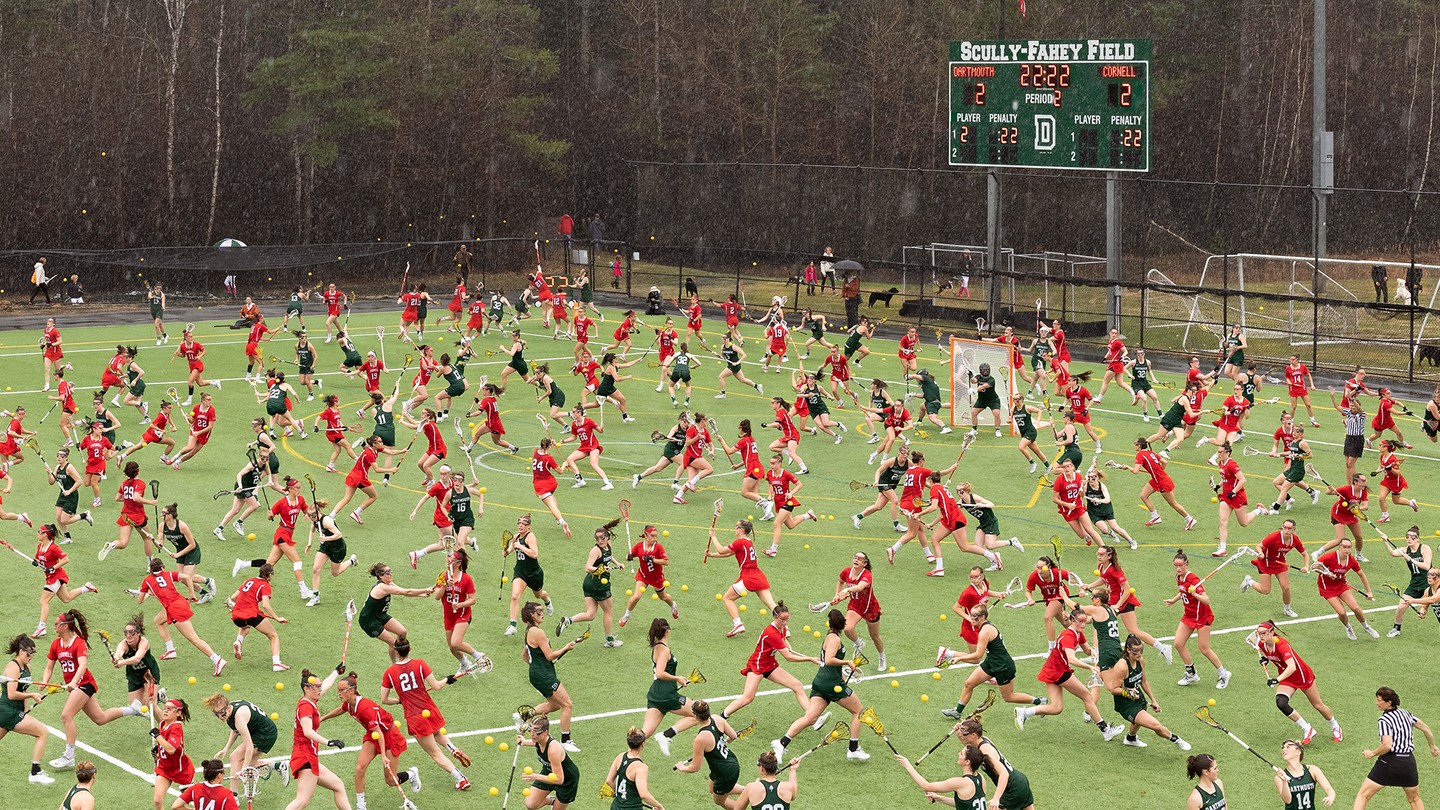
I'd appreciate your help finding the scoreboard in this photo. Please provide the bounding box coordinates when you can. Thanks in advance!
[948,39,1151,172]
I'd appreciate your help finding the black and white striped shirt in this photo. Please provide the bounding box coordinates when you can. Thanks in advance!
[1343,409,1366,437]
[1378,708,1417,755]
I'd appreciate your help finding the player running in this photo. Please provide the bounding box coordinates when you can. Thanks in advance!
[704,520,777,639]
[557,520,623,649]
[1240,519,1308,618]
[771,609,870,763]
[1102,635,1191,753]
[1252,620,1343,743]
[937,602,1044,722]
[1118,438,1197,530]
[379,637,473,789]
[1012,607,1123,740]
[504,514,555,637]
[1165,550,1231,689]
[1315,539,1380,639]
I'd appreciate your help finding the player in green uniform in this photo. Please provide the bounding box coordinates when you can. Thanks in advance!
[955,719,1036,810]
[605,727,663,810]
[433,350,469,420]
[110,613,162,708]
[793,371,844,440]
[1082,469,1137,550]
[498,329,530,386]
[713,334,762,398]
[1052,411,1083,471]
[204,691,283,791]
[1024,329,1053,397]
[773,610,868,762]
[1220,325,1246,379]
[797,310,832,359]
[294,331,321,401]
[281,286,309,331]
[0,634,56,784]
[1275,738,1337,809]
[521,715,580,808]
[558,519,623,648]
[1126,349,1164,421]
[665,344,700,409]
[734,751,797,810]
[596,352,642,422]
[969,363,1006,437]
[258,372,306,439]
[529,363,568,424]
[120,346,149,422]
[1186,754,1226,810]
[1147,382,1203,458]
[360,382,402,451]
[358,562,436,659]
[897,744,988,810]
[161,503,213,603]
[505,515,554,635]
[148,282,168,345]
[1386,526,1433,636]
[633,415,690,491]
[842,318,872,365]
[303,501,356,608]
[1268,425,1320,512]
[1103,635,1191,752]
[675,700,743,806]
[852,450,907,531]
[336,331,364,373]
[905,367,952,436]
[641,619,698,753]
[47,448,90,542]
[938,602,1044,723]
[522,602,581,751]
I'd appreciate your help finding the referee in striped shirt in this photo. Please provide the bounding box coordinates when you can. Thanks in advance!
[1355,686,1439,808]
[1330,388,1367,481]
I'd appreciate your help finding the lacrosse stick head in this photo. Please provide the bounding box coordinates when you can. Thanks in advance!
[1004,576,1022,595]
[712,497,724,517]
[516,704,536,724]
[823,720,849,745]
[502,529,515,545]
[1049,535,1062,558]
[969,688,997,719]
[960,431,977,453]
[599,783,616,799]
[344,599,358,622]
[471,654,494,674]
[734,719,758,739]
[858,706,879,729]
[238,767,262,800]
[24,438,40,454]
[618,499,631,520]
[97,628,112,645]
[1194,705,1224,729]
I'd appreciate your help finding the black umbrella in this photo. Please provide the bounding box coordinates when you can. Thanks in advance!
[833,259,864,273]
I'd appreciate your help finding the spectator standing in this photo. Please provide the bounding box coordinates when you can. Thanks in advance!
[453,244,473,285]
[840,272,861,328]
[1406,263,1424,305]
[819,246,836,292]
[1354,686,1438,809]
[1371,265,1388,303]
[559,213,575,249]
[803,261,817,295]
[29,257,51,305]
[590,213,606,247]
[223,274,238,298]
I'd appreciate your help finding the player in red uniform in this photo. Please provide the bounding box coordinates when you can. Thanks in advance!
[464,296,486,340]
[171,327,219,404]
[1252,620,1343,744]
[720,603,824,722]
[820,344,858,406]
[558,403,612,490]
[604,310,641,356]
[897,326,920,376]
[465,381,522,455]
[1164,550,1231,689]
[1282,354,1321,427]
[949,567,999,652]
[1240,519,1308,618]
[329,435,405,526]
[324,670,420,804]
[148,696,196,806]
[673,410,718,504]
[99,343,128,402]
[242,316,273,383]
[139,558,228,674]
[883,450,958,565]
[397,285,422,343]
[172,392,217,469]
[312,393,358,472]
[679,294,711,351]
[1163,379,1212,455]
[41,611,144,770]
[354,350,385,394]
[1315,539,1379,639]
[1373,439,1419,521]
[1312,472,1372,560]
[1197,383,1248,455]
[619,525,680,627]
[920,472,1004,576]
[32,524,97,639]
[406,466,458,565]
[834,551,886,672]
[1013,607,1122,739]
[285,667,347,810]
[233,476,312,598]
[709,293,745,344]
[178,759,240,810]
[97,461,157,561]
[38,317,66,391]
[762,397,809,474]
[1051,458,1106,548]
[226,563,290,672]
[1367,387,1410,448]
[379,638,472,790]
[1094,328,1134,403]
[761,319,790,374]
[121,399,178,464]
[1080,546,1174,664]
[762,454,819,557]
[704,520,777,638]
[1064,377,1102,452]
[1209,443,1272,558]
[1013,556,1077,641]
[321,282,348,342]
[400,408,448,487]
[402,343,438,415]
[526,438,570,537]
[436,549,488,677]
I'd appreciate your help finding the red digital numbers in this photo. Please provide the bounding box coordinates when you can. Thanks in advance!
[1121,129,1142,148]
[1020,63,1071,88]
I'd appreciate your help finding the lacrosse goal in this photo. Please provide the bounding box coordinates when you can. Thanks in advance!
[948,337,1016,432]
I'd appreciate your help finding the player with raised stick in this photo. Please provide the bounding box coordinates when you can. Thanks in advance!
[1251,619,1343,743]
[704,519,776,639]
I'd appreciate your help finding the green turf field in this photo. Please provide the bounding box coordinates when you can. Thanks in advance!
[0,298,1436,808]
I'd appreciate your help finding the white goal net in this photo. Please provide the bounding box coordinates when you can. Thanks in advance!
[948,337,1016,432]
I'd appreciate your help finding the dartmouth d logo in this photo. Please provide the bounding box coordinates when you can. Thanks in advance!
[1034,115,1056,152]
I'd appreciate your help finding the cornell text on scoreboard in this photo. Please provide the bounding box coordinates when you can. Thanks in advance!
[948,39,1152,172]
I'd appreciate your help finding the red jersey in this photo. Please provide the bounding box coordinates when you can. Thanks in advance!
[1316,551,1360,596]
[442,573,476,626]
[1217,458,1242,496]
[1256,530,1305,574]
[573,360,600,388]
[346,694,396,736]
[48,635,96,691]
[381,659,441,719]
[1097,562,1139,609]
[142,570,191,612]
[657,329,678,358]
[736,436,761,475]
[744,623,789,675]
[1037,626,1084,682]
[318,407,344,438]
[840,567,879,617]
[246,322,270,344]
[79,435,113,474]
[574,315,594,343]
[821,353,851,380]
[898,333,919,359]
[479,396,501,425]
[1066,386,1093,417]
[531,451,558,489]
[1051,327,1069,360]
[323,289,346,315]
[1184,387,1208,424]
[292,698,321,758]
[771,408,798,441]
[119,477,147,519]
[931,482,965,527]
[729,538,762,575]
[1176,571,1214,626]
[900,466,933,504]
[685,301,703,330]
[178,783,239,810]
[155,719,192,783]
[1217,395,1246,431]
[720,301,742,324]
[1026,568,1071,602]
[360,359,384,392]
[36,541,66,587]
[570,417,601,453]
[422,421,445,457]
[58,379,75,412]
[270,496,307,534]
[231,576,272,621]
[1052,472,1084,520]
[190,405,216,435]
[1330,485,1368,524]
[1105,338,1125,365]
[424,481,452,528]
[883,406,911,429]
[766,469,798,506]
[1135,449,1171,487]
[1259,637,1314,685]
[178,340,204,367]
[1284,363,1310,393]
[997,334,1022,367]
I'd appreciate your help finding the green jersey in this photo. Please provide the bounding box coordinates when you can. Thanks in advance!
[62,786,91,810]
[955,773,986,810]
[978,622,1016,681]
[721,346,741,371]
[611,753,644,810]
[359,591,392,637]
[700,720,739,786]
[528,638,558,695]
[919,374,942,403]
[296,344,315,372]
[54,465,79,512]
[1130,359,1150,383]
[227,699,278,753]
[1113,659,1147,721]
[1282,765,1317,810]
[646,646,682,710]
[758,778,789,810]
[536,737,579,792]
[1403,546,1429,594]
[0,661,29,728]
[1095,606,1122,666]
[1194,782,1226,810]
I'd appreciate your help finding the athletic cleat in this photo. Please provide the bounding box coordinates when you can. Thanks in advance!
[451,748,471,767]
[455,777,471,791]
[1239,575,1255,594]
[1183,516,1198,531]
[97,542,115,561]
[656,733,671,756]
[561,739,581,753]
[161,649,178,660]
[273,662,290,672]
[925,569,946,577]
[1355,552,1368,563]
[726,624,746,638]
[876,652,886,672]
[1388,627,1402,637]
[214,658,228,677]
[233,641,244,660]
[1344,625,1357,640]
[48,753,74,769]
[617,614,630,628]
[1282,604,1299,618]
[886,547,896,565]
[846,747,871,761]
[406,766,421,793]
[1301,725,1317,746]
[212,526,225,541]
[504,624,517,636]
[936,646,951,668]
[1145,514,1163,527]
[1177,671,1200,686]
[1009,536,1024,552]
[82,581,98,594]
[1332,727,1343,743]
[770,740,786,758]
[1363,623,1380,638]
[28,770,55,785]
[82,511,94,526]
[232,559,247,577]
[811,711,832,731]
[603,638,624,648]
[1156,643,1174,666]
[941,708,963,719]
[556,616,573,636]
[409,551,420,570]
[1216,669,1231,689]
[1014,707,1029,730]
[1123,736,1148,748]
[1102,724,1126,742]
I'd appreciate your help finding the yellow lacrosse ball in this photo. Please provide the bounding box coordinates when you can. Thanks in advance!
[222,683,232,692]
[371,731,381,740]
[833,685,842,693]
[523,766,534,776]
[715,594,723,601]
[499,742,509,752]
[247,533,257,540]
[891,680,900,688]
[803,544,810,550]
[812,630,822,638]
[662,530,669,537]
[439,727,446,734]
[939,614,947,621]
[1094,569,1101,576]
[803,625,811,633]
[932,672,942,681]
[739,604,747,612]
[889,666,896,673]
[747,515,754,520]
[479,487,487,494]
[651,593,659,600]
[600,577,608,585]
[522,788,532,797]
[920,694,930,702]
[1210,496,1218,503]
[759,608,768,615]
[663,580,670,588]
[489,787,500,796]
[422,709,431,718]
[270,713,279,721]
[1208,698,1217,707]
[275,682,284,691]
[187,676,196,685]
[485,736,494,745]
[626,589,634,596]
[680,584,689,592]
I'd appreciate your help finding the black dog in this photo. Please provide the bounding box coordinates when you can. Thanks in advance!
[684,277,699,297]
[867,287,900,307]
[1418,343,1440,367]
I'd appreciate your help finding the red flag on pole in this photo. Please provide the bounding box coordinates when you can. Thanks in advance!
[1018,0,1027,16]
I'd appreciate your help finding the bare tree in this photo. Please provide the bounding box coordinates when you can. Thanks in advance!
[160,0,188,234]
[205,0,225,243]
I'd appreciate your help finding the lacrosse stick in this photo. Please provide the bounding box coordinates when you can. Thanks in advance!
[501,712,526,810]
[95,628,117,661]
[24,437,41,456]
[1381,582,1427,616]
[266,356,297,367]
[212,489,238,501]
[841,653,870,687]
[706,417,735,465]
[1194,547,1257,587]
[808,596,845,613]
[535,413,554,441]
[947,430,977,483]
[1194,705,1279,770]
[618,500,633,548]
[1049,534,1062,566]
[376,325,387,366]
[340,599,357,667]
[987,576,1024,602]
[149,479,161,527]
[39,400,59,424]
[1242,446,1274,457]
[498,529,515,600]
[237,765,263,810]
[0,538,38,566]
[848,480,874,491]
[1103,460,1130,470]
[916,689,996,765]
[685,667,707,686]
[789,721,849,765]
[704,498,723,564]
[380,759,419,810]
[858,706,899,754]
[1304,462,1335,491]
[1243,628,1275,683]
[734,719,758,740]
